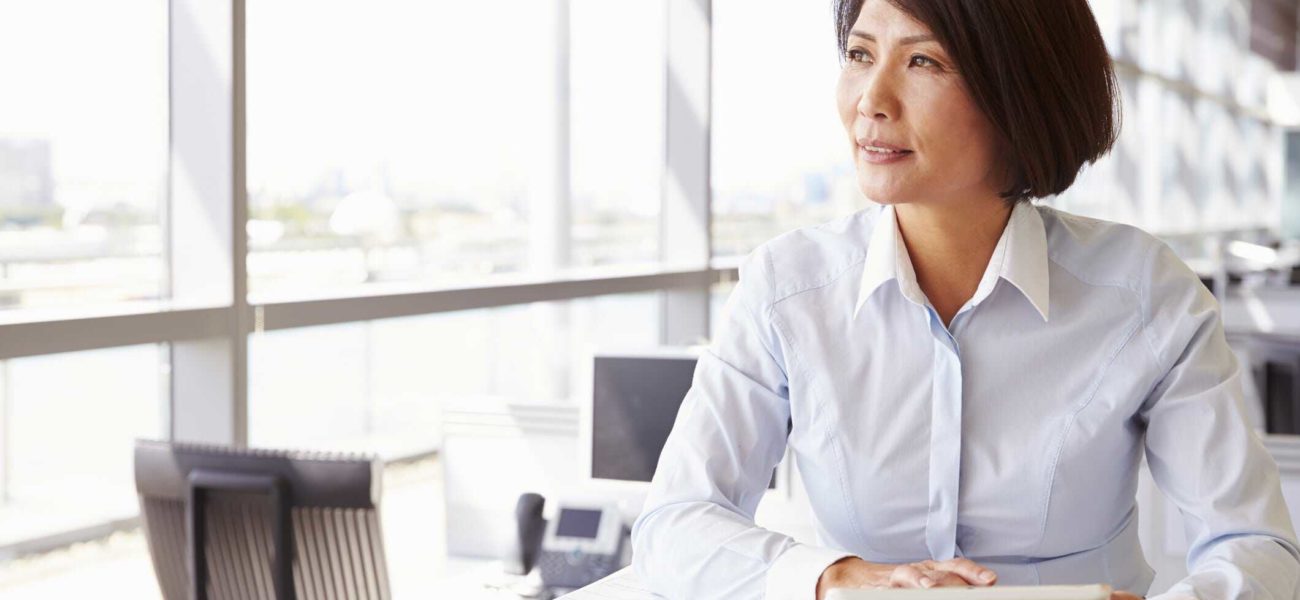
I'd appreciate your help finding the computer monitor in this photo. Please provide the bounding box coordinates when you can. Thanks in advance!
[133,440,390,600]
[586,348,779,489]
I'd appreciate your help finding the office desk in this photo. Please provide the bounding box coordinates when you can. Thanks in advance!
[560,568,653,599]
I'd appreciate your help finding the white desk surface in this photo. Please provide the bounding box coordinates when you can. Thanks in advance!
[432,559,541,600]
[431,560,650,600]
[559,568,654,600]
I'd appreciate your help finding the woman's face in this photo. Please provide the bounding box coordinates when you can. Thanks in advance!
[836,0,1006,206]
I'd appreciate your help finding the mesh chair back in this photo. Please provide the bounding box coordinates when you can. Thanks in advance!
[134,440,391,600]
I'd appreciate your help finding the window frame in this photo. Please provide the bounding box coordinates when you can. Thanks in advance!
[0,0,727,557]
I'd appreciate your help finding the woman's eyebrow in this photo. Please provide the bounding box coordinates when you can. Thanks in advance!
[849,30,937,46]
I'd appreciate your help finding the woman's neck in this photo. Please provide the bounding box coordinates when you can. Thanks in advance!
[894,198,1014,327]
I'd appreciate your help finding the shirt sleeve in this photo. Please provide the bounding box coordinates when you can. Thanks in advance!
[1139,242,1300,600]
[630,247,854,600]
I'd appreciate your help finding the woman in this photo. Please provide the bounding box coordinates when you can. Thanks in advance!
[631,1,1300,599]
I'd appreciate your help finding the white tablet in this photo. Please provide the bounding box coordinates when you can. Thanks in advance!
[825,584,1112,600]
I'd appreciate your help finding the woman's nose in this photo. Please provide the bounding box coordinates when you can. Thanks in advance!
[857,69,900,122]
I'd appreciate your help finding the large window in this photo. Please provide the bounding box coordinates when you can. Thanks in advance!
[246,0,543,296]
[0,1,710,564]
[0,345,166,547]
[711,0,865,259]
[249,292,660,456]
[570,0,666,268]
[0,2,168,312]
[247,0,667,299]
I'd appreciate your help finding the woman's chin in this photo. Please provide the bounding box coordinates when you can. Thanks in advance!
[854,173,917,206]
[863,195,907,206]
[856,183,913,206]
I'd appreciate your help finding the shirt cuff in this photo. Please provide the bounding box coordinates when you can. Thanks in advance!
[765,543,856,600]
[1145,591,1197,600]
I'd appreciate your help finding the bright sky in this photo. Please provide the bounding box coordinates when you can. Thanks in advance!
[0,1,167,210]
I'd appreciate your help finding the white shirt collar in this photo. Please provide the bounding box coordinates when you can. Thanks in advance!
[853,201,1050,321]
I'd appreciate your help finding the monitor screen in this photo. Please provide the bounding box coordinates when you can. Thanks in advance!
[592,355,698,483]
[555,508,603,539]
[590,353,780,488]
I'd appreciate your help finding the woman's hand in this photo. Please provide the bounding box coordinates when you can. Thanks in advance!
[816,556,998,599]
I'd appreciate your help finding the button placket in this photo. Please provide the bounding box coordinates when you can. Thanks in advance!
[924,307,963,560]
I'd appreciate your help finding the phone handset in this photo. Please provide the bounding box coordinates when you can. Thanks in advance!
[505,492,547,576]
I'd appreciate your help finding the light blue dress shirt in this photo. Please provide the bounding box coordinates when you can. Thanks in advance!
[631,202,1300,599]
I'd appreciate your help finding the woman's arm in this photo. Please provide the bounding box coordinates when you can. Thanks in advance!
[631,247,854,599]
[1139,242,1300,600]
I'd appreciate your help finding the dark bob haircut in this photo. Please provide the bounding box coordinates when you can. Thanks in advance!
[834,0,1120,202]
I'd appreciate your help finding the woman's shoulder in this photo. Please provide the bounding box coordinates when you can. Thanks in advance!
[1036,203,1172,291]
[1037,203,1158,248]
[742,207,877,305]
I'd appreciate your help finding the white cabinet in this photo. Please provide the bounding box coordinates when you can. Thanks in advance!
[443,399,584,558]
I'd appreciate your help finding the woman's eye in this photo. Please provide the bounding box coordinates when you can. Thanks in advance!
[846,49,872,64]
[910,55,938,68]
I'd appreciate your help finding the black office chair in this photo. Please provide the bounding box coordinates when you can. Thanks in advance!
[134,440,392,600]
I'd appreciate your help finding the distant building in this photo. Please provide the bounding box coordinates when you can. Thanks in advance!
[0,139,53,208]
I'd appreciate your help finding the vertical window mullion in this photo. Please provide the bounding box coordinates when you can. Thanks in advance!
[166,0,247,446]
[660,0,712,345]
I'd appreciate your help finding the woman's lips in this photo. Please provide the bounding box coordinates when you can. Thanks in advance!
[858,144,915,165]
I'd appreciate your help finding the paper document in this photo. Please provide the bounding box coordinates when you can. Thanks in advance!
[827,585,1111,600]
[558,568,654,600]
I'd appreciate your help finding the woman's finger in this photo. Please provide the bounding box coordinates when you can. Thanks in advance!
[934,557,998,586]
[888,564,930,588]
[922,569,970,587]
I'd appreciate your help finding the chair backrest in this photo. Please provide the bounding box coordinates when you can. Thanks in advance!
[134,439,391,600]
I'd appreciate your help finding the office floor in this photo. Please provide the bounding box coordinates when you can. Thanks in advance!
[0,455,529,599]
